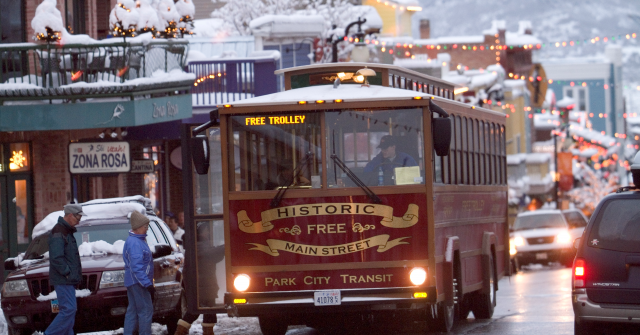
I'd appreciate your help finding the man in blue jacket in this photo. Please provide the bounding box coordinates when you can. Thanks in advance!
[45,204,85,335]
[123,211,155,335]
[364,135,418,185]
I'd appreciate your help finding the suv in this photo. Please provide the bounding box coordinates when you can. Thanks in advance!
[572,186,640,334]
[511,209,584,269]
[1,196,184,335]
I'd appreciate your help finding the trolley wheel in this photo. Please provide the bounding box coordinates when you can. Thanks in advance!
[472,252,496,319]
[258,316,289,335]
[427,301,454,332]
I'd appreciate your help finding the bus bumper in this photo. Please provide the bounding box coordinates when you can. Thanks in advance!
[224,286,437,317]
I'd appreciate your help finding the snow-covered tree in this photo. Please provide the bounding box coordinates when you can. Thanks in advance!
[567,162,618,216]
[155,0,181,38]
[210,0,303,36]
[175,0,196,37]
[137,0,163,36]
[31,0,64,42]
[110,0,140,38]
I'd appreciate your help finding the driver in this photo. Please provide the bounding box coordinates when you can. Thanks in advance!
[364,135,417,185]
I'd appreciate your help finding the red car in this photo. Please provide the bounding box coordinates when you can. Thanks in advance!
[1,197,184,335]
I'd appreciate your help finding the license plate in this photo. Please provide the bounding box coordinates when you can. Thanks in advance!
[51,299,59,313]
[536,252,548,260]
[314,290,341,306]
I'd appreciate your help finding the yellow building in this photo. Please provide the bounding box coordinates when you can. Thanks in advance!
[362,0,422,37]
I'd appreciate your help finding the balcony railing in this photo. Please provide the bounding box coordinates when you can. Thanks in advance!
[0,39,192,102]
[187,57,277,107]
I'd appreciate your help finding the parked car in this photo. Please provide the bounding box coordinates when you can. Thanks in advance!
[510,209,584,269]
[572,185,640,335]
[1,196,184,335]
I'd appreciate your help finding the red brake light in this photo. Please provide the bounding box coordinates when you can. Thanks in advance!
[573,258,585,288]
[574,259,585,277]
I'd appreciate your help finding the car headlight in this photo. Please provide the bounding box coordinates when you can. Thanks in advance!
[3,279,30,297]
[509,239,518,256]
[100,270,125,288]
[513,236,525,247]
[556,232,572,244]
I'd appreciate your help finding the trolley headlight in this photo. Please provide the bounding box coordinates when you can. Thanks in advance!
[100,270,125,288]
[234,274,251,292]
[2,279,30,297]
[409,267,427,286]
[513,236,525,247]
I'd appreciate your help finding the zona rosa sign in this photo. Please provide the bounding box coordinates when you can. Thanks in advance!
[69,142,131,174]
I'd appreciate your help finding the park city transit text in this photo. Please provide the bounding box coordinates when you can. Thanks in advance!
[264,274,394,286]
[245,115,306,125]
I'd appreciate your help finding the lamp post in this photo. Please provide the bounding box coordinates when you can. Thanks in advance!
[329,17,367,63]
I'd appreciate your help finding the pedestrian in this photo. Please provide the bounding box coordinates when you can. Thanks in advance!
[165,211,184,244]
[45,204,85,335]
[123,211,155,335]
[177,211,185,229]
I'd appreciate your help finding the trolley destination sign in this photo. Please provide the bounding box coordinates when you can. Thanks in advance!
[68,141,131,174]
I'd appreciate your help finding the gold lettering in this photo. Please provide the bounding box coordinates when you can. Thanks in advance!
[341,274,349,283]
[338,223,346,233]
[307,225,316,234]
[265,277,273,286]
[304,276,312,285]
[327,224,336,233]
[375,274,382,282]
[317,224,326,234]
[349,276,357,283]
[300,115,306,123]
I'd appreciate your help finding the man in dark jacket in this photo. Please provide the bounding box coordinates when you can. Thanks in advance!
[45,204,85,335]
[364,135,418,185]
[123,211,154,335]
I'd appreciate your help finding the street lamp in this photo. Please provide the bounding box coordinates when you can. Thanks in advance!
[329,17,368,63]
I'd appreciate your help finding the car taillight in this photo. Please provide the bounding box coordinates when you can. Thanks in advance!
[573,258,585,288]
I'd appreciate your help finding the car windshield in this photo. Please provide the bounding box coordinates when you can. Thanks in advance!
[589,199,640,253]
[513,213,566,231]
[563,211,588,229]
[23,221,131,260]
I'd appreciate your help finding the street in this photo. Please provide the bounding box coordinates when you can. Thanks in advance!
[205,264,640,335]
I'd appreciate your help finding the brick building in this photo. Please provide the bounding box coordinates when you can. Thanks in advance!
[0,0,194,264]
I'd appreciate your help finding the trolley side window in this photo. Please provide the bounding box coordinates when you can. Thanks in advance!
[229,113,322,191]
[325,108,424,187]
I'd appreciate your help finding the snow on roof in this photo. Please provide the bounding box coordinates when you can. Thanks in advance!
[442,74,470,86]
[350,6,383,31]
[469,73,498,90]
[569,125,617,149]
[526,153,552,164]
[507,153,527,165]
[226,84,431,107]
[414,35,485,45]
[518,21,532,35]
[37,69,195,90]
[505,31,542,46]
[250,15,325,38]
[191,19,225,38]
[393,58,441,69]
[32,202,147,239]
[534,113,559,130]
[571,148,598,158]
[503,79,525,89]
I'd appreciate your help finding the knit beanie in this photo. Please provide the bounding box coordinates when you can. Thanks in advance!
[130,211,150,230]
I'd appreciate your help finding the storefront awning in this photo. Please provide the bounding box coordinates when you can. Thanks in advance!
[0,94,192,131]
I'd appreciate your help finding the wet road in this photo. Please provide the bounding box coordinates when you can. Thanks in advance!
[212,264,579,335]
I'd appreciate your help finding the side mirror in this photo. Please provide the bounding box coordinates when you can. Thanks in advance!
[152,244,173,258]
[190,135,210,175]
[4,258,17,271]
[573,237,581,250]
[432,117,451,157]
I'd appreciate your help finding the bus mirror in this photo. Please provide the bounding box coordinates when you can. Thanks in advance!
[190,135,210,175]
[433,117,451,156]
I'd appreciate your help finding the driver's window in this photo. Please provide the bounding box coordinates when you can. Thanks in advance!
[145,222,162,247]
[325,108,425,187]
[229,113,322,191]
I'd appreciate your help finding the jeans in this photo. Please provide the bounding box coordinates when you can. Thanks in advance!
[45,285,77,335]
[124,284,153,335]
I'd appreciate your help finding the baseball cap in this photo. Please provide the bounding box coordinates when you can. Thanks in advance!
[377,135,396,149]
[63,204,86,216]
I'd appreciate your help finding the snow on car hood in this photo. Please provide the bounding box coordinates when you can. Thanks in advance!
[6,253,126,280]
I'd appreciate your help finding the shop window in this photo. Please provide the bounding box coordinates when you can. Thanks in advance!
[15,179,29,244]
[9,143,30,172]
[143,146,162,213]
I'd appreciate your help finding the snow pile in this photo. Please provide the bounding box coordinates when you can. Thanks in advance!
[32,202,147,239]
[78,240,125,256]
[250,15,325,37]
[109,0,140,34]
[37,289,92,301]
[137,0,163,33]
[156,0,181,26]
[30,0,64,39]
